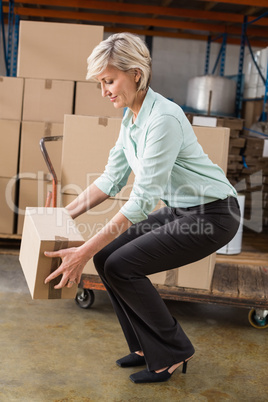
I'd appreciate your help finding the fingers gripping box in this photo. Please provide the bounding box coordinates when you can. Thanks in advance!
[19,207,84,299]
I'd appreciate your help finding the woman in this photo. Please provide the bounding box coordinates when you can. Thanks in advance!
[45,33,240,384]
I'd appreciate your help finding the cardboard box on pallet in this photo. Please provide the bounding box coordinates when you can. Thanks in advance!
[0,76,24,120]
[22,78,74,123]
[0,177,16,234]
[17,21,103,81]
[19,121,63,180]
[193,126,230,174]
[61,115,135,199]
[0,119,21,178]
[19,207,84,299]
[75,81,123,118]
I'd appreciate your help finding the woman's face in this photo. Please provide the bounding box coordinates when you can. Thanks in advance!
[97,65,141,111]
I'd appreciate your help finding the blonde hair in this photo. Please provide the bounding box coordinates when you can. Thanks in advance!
[86,33,152,91]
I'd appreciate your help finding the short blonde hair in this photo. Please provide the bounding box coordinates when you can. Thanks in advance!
[86,33,152,91]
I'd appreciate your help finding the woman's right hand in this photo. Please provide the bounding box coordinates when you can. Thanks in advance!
[44,246,91,289]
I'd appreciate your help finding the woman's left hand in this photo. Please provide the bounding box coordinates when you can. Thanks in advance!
[44,246,90,289]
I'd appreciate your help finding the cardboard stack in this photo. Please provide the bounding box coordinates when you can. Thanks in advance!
[0,77,23,234]
[15,20,105,234]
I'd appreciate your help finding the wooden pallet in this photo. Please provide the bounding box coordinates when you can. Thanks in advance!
[0,234,21,255]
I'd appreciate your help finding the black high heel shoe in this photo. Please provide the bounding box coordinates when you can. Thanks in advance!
[129,359,190,384]
[116,352,146,368]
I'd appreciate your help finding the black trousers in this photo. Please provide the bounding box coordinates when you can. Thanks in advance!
[93,197,240,371]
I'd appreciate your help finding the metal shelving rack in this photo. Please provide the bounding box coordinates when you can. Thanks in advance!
[236,12,268,119]
[204,33,227,77]
[0,0,19,76]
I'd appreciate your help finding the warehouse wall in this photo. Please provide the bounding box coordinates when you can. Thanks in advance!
[151,37,242,106]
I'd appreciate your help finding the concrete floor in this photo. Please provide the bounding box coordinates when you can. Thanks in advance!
[0,254,267,402]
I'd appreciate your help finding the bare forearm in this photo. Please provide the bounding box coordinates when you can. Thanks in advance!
[66,183,109,219]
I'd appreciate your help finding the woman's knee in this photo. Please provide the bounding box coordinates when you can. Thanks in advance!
[104,253,138,284]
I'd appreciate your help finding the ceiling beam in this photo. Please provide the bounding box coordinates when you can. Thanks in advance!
[5,6,268,39]
[105,26,267,47]
[10,0,268,27]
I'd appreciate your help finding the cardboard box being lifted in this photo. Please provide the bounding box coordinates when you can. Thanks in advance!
[19,207,84,299]
[17,21,103,81]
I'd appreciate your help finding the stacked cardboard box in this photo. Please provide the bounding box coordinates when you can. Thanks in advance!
[187,113,246,187]
[0,77,23,234]
[15,21,105,233]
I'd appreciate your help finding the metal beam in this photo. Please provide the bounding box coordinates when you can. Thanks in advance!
[5,5,268,39]
[104,26,267,47]
[10,0,268,27]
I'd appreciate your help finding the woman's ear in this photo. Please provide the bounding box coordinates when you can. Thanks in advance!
[134,69,141,83]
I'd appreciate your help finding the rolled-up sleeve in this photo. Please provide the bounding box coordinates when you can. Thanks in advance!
[119,115,183,224]
[94,130,132,197]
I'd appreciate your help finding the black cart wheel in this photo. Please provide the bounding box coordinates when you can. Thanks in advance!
[75,288,95,309]
[248,309,268,329]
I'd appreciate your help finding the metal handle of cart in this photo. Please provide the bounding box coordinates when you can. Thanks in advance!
[39,136,63,207]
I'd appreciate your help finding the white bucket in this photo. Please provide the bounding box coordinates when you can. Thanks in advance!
[217,195,245,255]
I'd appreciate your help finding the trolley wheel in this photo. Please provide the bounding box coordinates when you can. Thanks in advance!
[248,309,268,329]
[75,288,95,309]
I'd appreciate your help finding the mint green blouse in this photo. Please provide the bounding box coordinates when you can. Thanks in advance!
[94,88,237,224]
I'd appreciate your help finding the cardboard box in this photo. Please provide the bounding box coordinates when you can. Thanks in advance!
[17,178,62,235]
[0,76,24,120]
[19,121,63,180]
[0,120,21,177]
[193,126,230,174]
[149,254,216,290]
[61,115,134,198]
[22,78,74,123]
[19,207,84,299]
[242,99,264,129]
[17,21,103,81]
[75,81,123,118]
[0,177,16,234]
